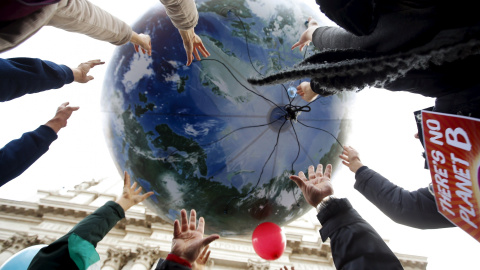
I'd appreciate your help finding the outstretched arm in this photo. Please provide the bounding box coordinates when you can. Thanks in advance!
[0,102,79,186]
[340,146,453,229]
[0,58,104,102]
[28,172,153,270]
[291,163,402,270]
[159,0,210,66]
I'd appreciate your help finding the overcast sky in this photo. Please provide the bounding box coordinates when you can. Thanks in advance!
[0,0,478,269]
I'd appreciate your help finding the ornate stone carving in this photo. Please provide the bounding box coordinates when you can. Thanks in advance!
[101,247,131,270]
[248,259,270,270]
[74,179,99,191]
[132,245,161,269]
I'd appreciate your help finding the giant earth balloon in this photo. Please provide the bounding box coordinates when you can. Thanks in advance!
[102,0,355,236]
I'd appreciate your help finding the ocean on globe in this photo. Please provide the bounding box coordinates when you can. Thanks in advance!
[102,0,355,236]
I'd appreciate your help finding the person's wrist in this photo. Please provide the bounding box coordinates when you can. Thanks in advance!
[115,198,133,212]
[316,195,336,213]
[72,67,81,82]
[45,118,62,133]
[166,253,193,268]
[351,160,364,173]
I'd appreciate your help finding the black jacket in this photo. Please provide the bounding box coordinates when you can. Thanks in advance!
[354,166,454,229]
[318,198,403,269]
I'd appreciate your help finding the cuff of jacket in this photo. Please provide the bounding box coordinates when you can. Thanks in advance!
[108,201,126,220]
[37,125,59,142]
[317,198,363,242]
[166,254,192,268]
[58,64,74,84]
[355,165,369,176]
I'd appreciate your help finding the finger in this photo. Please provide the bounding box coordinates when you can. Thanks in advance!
[198,43,210,57]
[186,53,193,66]
[197,216,205,234]
[199,245,209,259]
[60,102,70,107]
[181,209,188,232]
[342,160,349,167]
[69,106,80,111]
[339,154,348,162]
[124,171,129,187]
[189,209,197,231]
[324,164,332,178]
[131,181,137,190]
[148,41,152,56]
[316,164,323,178]
[173,219,181,237]
[308,165,315,179]
[292,267,295,270]
[291,42,300,50]
[298,171,307,181]
[140,191,154,201]
[134,44,139,53]
[289,175,305,188]
[87,75,94,82]
[202,234,220,247]
[193,49,201,61]
[134,186,143,195]
[204,250,211,263]
[142,48,146,54]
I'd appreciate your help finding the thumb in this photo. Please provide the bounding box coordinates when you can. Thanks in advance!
[87,75,94,82]
[201,234,220,247]
[289,175,304,188]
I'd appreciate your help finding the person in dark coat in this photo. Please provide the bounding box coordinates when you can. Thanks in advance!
[340,145,454,229]
[247,0,480,119]
[28,171,154,269]
[290,163,403,269]
[0,57,103,186]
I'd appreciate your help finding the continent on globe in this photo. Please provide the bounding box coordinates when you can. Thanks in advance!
[102,0,355,236]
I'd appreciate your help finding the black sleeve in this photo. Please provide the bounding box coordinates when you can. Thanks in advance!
[318,198,403,270]
[315,0,378,36]
[155,259,191,270]
[355,166,454,229]
[0,57,74,102]
[0,125,58,186]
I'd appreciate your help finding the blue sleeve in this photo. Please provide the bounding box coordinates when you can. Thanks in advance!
[355,166,454,229]
[0,57,74,102]
[318,198,403,270]
[0,125,58,186]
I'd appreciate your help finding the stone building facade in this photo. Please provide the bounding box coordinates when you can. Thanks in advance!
[0,177,428,269]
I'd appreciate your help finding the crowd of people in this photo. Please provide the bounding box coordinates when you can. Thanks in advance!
[1,0,478,269]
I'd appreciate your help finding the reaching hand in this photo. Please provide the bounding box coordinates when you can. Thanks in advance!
[291,17,319,52]
[192,245,211,270]
[72,59,105,83]
[171,209,220,264]
[339,146,364,173]
[290,164,333,208]
[131,32,152,56]
[178,28,210,66]
[44,102,79,133]
[115,171,154,211]
[297,82,318,102]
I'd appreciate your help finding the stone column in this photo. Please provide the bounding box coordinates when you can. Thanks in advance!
[101,247,131,270]
[131,245,161,270]
[0,233,42,265]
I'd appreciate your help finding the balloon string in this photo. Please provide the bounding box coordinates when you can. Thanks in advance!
[230,10,292,104]
[199,118,282,147]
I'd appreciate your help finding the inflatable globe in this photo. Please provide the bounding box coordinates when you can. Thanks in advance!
[102,0,355,235]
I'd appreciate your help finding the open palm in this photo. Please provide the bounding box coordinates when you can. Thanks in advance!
[290,164,333,207]
[171,209,219,263]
